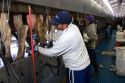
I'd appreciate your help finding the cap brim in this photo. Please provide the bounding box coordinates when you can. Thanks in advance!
[49,17,59,25]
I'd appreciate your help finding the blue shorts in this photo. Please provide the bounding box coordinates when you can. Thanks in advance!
[66,65,91,83]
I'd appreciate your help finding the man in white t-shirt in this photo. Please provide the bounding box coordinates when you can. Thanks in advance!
[35,11,90,83]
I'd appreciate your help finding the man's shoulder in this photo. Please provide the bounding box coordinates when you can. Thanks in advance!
[70,23,78,28]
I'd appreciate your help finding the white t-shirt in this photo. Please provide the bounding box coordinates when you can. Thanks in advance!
[38,23,90,70]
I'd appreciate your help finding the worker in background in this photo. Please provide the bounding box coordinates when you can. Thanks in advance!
[35,11,91,83]
[84,15,99,75]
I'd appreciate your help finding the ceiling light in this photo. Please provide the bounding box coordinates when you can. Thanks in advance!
[103,0,114,13]
[110,1,114,4]
[122,3,125,5]
[91,0,102,8]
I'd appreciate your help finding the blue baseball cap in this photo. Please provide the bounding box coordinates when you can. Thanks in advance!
[87,15,94,23]
[50,11,72,25]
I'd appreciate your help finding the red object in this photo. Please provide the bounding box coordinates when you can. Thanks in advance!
[27,5,37,83]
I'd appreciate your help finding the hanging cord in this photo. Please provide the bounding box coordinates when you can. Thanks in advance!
[42,7,50,27]
[38,7,50,82]
[44,7,51,42]
[33,7,51,82]
[39,7,60,77]
[7,0,12,22]
[28,5,37,83]
[43,7,50,17]
[2,0,4,13]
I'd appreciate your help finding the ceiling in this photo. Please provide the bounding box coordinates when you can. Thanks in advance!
[91,0,125,16]
[109,0,125,16]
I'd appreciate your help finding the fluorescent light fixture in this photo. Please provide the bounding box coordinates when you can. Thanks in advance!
[110,0,114,4]
[110,0,118,4]
[112,3,118,7]
[114,3,118,6]
[103,0,114,13]
[122,3,125,5]
[91,0,102,8]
